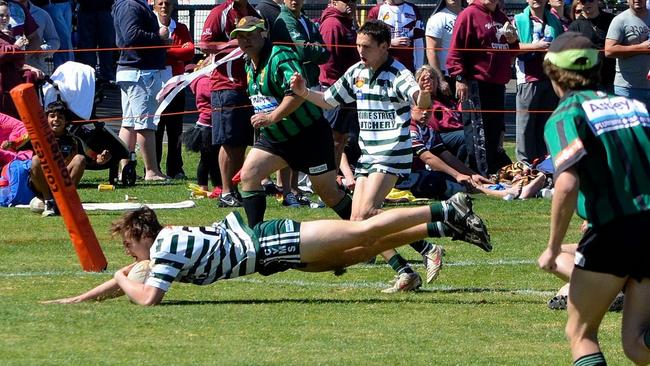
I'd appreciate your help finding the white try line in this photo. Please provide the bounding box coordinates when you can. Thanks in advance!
[0,259,536,278]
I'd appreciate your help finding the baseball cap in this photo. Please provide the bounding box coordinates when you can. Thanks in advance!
[229,16,266,39]
[544,32,600,71]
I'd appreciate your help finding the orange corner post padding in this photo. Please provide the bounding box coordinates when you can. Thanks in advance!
[10,83,107,272]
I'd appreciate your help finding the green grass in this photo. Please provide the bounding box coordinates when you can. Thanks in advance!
[0,145,628,365]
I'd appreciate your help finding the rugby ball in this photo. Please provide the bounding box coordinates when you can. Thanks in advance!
[127,260,151,283]
[29,197,44,213]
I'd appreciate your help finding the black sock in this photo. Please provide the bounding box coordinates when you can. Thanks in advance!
[427,222,452,237]
[387,254,414,274]
[409,239,432,255]
[241,190,266,227]
[644,328,650,349]
[573,352,607,366]
[430,202,446,222]
[331,193,352,220]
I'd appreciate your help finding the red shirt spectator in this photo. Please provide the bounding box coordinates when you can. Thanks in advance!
[200,0,259,91]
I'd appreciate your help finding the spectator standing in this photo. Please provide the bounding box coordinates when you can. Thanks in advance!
[513,0,563,163]
[188,71,222,194]
[319,0,359,187]
[368,0,425,72]
[446,0,519,174]
[76,0,116,83]
[425,0,463,97]
[113,0,168,181]
[548,0,570,30]
[568,0,615,90]
[32,0,73,67]
[0,0,42,118]
[604,0,650,106]
[255,0,282,31]
[200,0,258,207]
[153,0,194,179]
[15,0,58,75]
[7,0,40,56]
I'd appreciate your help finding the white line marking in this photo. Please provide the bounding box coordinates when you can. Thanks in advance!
[0,259,537,278]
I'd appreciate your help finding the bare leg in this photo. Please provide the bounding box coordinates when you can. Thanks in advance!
[566,268,627,362]
[30,155,51,199]
[118,126,136,170]
[137,129,167,180]
[299,205,432,264]
[277,167,292,196]
[219,144,246,194]
[332,130,347,169]
[621,278,650,365]
[309,170,346,208]
[67,154,86,185]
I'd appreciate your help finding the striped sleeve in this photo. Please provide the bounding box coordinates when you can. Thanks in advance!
[323,64,358,107]
[145,228,192,292]
[394,69,419,105]
[409,120,427,156]
[544,109,587,175]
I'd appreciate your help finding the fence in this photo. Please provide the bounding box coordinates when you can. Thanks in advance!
[176,2,530,48]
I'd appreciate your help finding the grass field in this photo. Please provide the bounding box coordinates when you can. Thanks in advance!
[0,145,629,365]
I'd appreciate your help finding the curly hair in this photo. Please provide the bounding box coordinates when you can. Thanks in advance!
[110,206,163,242]
[543,59,600,91]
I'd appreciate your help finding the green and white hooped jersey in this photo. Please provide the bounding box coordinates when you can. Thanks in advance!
[544,90,650,226]
[145,212,259,291]
[323,58,420,176]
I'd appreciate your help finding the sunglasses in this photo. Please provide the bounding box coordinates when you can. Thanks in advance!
[574,7,583,12]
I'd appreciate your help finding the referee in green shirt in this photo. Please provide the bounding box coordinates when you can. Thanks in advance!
[230,17,352,227]
[537,32,650,366]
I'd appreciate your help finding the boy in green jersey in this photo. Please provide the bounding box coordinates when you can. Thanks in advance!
[537,32,650,366]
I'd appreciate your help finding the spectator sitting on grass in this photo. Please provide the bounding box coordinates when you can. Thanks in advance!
[30,101,111,217]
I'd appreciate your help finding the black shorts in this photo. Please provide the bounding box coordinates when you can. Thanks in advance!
[323,103,359,135]
[254,118,336,176]
[211,89,254,146]
[253,219,305,276]
[575,211,650,281]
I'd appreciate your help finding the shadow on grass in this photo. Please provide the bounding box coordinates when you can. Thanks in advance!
[162,288,543,306]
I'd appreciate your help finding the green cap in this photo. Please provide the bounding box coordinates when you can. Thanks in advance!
[544,32,600,71]
[229,16,266,39]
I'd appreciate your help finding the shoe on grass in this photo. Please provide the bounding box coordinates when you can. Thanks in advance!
[218,192,242,207]
[42,199,59,217]
[423,244,443,283]
[282,192,301,208]
[381,272,422,293]
[444,193,492,252]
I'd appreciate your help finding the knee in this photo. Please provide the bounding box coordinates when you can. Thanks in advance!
[350,206,380,222]
[31,154,41,168]
[239,165,261,189]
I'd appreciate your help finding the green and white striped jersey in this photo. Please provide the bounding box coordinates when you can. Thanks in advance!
[544,90,650,226]
[323,58,420,176]
[145,212,259,291]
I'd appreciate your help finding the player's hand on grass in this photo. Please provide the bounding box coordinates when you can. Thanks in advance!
[290,72,308,98]
[537,247,560,273]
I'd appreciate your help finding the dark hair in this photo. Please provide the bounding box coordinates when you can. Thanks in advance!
[111,206,163,242]
[45,100,73,123]
[543,60,600,91]
[358,20,391,46]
